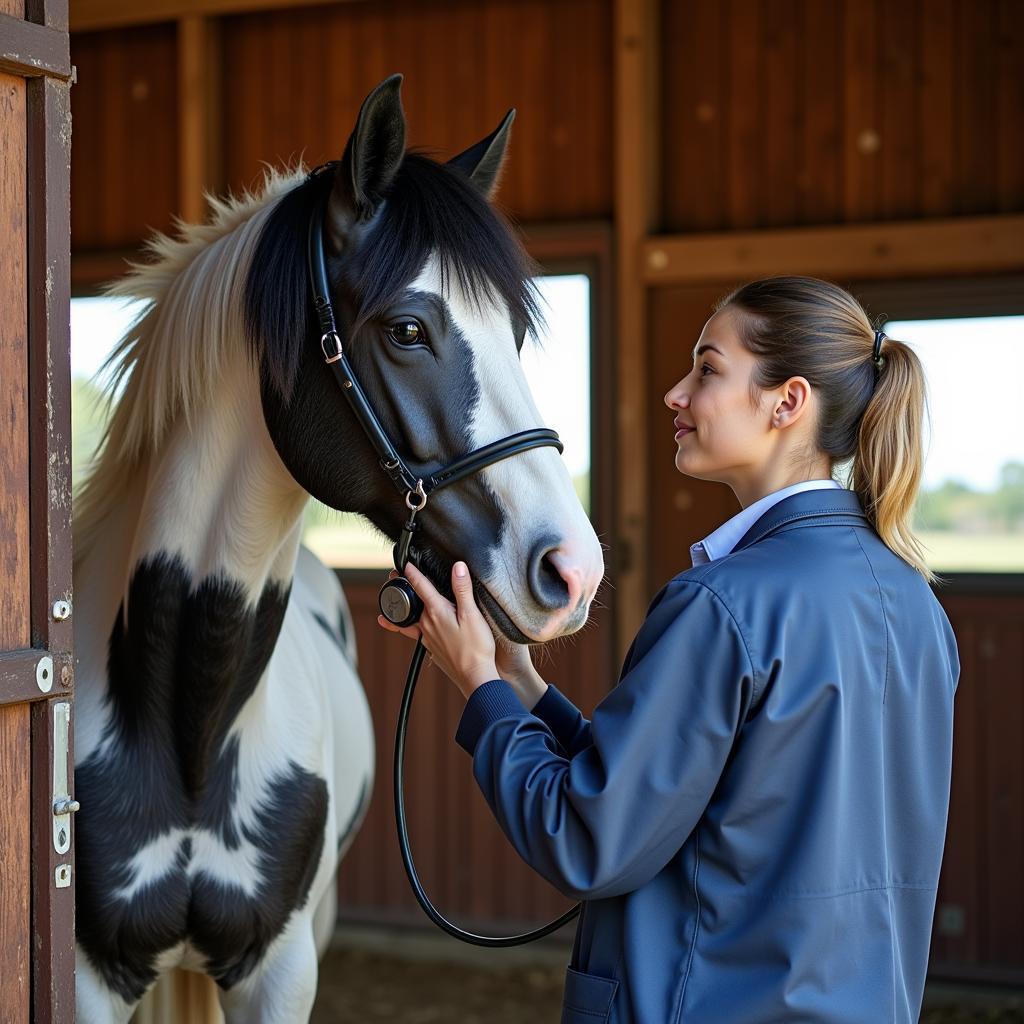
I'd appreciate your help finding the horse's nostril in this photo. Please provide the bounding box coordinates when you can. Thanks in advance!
[528,537,570,612]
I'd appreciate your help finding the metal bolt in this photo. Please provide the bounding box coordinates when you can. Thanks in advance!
[52,600,71,621]
[53,798,80,815]
[36,656,54,694]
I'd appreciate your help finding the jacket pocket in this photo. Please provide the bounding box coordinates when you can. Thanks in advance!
[561,965,619,1023]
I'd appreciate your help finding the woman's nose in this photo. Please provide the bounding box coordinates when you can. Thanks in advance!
[664,382,690,408]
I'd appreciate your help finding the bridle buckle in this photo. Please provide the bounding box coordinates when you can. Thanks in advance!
[405,480,428,512]
[321,331,343,364]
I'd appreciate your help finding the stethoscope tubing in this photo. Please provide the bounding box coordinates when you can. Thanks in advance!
[393,636,582,946]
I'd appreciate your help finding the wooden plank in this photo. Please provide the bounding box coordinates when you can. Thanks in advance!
[27,73,72,655]
[877,0,918,220]
[662,0,724,231]
[642,214,1024,285]
[955,0,998,216]
[0,70,30,655]
[841,0,879,221]
[69,24,179,251]
[0,650,71,707]
[72,0,361,33]
[996,0,1024,213]
[982,616,1024,965]
[0,704,31,1024]
[725,0,760,229]
[760,0,798,228]
[614,0,659,662]
[918,0,955,217]
[25,0,67,32]
[797,0,842,224]
[0,12,70,79]
[177,14,222,225]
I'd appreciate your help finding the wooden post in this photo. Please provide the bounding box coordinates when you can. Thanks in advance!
[613,0,659,661]
[177,13,222,226]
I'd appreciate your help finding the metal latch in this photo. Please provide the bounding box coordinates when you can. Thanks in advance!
[52,702,78,855]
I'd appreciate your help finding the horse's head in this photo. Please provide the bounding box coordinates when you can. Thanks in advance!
[246,75,604,644]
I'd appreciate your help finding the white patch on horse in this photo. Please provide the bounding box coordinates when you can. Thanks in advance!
[409,254,601,636]
[115,828,189,902]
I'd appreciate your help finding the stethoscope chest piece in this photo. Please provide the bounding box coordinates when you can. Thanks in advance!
[379,577,423,627]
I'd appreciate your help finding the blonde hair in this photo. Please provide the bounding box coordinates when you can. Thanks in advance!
[716,276,935,583]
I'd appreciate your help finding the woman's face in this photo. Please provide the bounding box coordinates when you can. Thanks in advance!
[662,305,775,489]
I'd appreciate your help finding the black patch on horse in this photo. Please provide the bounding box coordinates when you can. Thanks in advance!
[75,554,329,1001]
[244,153,542,404]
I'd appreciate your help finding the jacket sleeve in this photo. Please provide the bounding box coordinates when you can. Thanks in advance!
[528,684,592,757]
[454,579,757,901]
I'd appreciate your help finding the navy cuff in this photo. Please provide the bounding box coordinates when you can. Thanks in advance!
[529,683,583,737]
[455,679,528,755]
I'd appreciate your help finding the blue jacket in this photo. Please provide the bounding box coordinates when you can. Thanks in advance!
[455,488,960,1023]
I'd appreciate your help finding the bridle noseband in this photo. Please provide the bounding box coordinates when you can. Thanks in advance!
[307,197,563,626]
[306,191,581,947]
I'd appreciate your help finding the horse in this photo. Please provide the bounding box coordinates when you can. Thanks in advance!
[71,74,605,1023]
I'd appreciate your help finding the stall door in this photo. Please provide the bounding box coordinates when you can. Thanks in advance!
[0,0,74,1019]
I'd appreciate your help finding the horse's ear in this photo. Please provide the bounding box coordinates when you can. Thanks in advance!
[447,109,515,200]
[328,74,406,246]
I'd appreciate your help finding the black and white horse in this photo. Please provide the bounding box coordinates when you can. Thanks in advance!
[72,75,604,1023]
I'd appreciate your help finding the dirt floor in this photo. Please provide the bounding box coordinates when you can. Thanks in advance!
[311,925,1024,1024]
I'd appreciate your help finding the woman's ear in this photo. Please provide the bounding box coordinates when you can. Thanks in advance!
[771,377,813,429]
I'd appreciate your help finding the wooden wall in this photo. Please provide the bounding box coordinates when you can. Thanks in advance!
[71,24,178,251]
[70,0,612,256]
[660,0,1023,232]
[70,0,1024,256]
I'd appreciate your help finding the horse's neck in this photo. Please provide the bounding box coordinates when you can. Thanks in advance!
[76,359,309,775]
[130,363,307,596]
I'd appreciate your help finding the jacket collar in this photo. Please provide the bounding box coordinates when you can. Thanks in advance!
[733,487,868,553]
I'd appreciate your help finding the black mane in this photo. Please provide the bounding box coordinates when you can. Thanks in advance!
[245,153,543,401]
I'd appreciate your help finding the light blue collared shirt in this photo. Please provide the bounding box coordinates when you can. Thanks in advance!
[690,478,843,567]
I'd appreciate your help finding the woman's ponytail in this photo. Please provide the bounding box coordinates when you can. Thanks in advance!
[852,336,935,582]
[717,276,936,583]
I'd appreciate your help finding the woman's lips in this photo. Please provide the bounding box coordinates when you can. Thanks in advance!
[675,426,695,439]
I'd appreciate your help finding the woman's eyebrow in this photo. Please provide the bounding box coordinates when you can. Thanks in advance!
[693,343,725,359]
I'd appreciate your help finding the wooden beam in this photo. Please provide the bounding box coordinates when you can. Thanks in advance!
[613,0,659,663]
[0,12,71,79]
[642,214,1024,285]
[71,0,361,33]
[177,14,222,225]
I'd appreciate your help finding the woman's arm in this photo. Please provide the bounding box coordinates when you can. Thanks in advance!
[376,563,754,901]
[495,648,593,756]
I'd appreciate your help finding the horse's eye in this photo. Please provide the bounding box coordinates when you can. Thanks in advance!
[387,320,424,346]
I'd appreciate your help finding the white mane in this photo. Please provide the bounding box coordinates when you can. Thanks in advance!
[73,166,305,565]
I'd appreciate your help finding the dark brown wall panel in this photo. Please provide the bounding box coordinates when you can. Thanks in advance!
[661,0,1024,232]
[931,593,1024,976]
[70,24,178,251]
[220,0,612,224]
[1,71,30,653]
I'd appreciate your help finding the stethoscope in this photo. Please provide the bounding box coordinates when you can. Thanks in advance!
[308,193,580,945]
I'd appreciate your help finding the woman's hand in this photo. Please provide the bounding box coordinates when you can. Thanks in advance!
[376,561,497,700]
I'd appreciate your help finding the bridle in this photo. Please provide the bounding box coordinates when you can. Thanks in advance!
[308,196,564,627]
[307,193,580,945]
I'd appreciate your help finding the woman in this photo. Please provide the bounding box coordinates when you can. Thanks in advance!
[377,276,960,1023]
